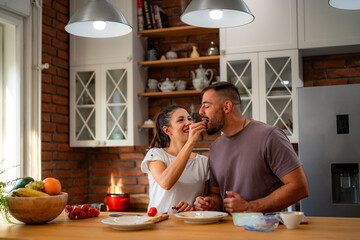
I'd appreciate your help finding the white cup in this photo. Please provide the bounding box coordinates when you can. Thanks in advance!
[148,79,158,89]
[280,211,304,229]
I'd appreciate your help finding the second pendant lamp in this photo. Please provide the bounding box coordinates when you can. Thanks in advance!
[180,0,254,28]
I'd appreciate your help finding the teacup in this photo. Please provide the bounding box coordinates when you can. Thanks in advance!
[148,79,158,89]
[280,211,304,229]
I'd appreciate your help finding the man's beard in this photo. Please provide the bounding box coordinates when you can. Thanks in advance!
[206,111,225,135]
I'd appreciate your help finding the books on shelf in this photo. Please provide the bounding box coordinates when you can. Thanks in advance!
[158,5,169,28]
[140,0,169,30]
[149,1,156,29]
[142,0,153,30]
[137,0,144,31]
[153,5,162,29]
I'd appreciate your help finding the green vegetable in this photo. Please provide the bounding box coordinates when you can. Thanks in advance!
[10,177,34,192]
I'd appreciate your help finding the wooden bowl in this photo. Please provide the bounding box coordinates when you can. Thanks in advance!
[6,192,68,224]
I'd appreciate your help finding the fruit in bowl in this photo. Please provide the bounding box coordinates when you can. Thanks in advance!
[6,192,68,224]
[5,176,67,224]
[65,203,101,220]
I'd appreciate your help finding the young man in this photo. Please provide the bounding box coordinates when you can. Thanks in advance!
[194,82,309,213]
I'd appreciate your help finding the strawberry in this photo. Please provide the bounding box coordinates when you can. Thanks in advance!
[89,207,96,216]
[86,211,92,218]
[81,204,89,212]
[93,209,100,217]
[73,206,82,217]
[65,205,73,213]
[68,211,75,220]
[77,210,86,219]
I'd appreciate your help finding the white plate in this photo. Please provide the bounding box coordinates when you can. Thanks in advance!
[101,216,155,231]
[175,211,228,224]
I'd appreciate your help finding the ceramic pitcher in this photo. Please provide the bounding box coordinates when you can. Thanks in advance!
[191,64,214,89]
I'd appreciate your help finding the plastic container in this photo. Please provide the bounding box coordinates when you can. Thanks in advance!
[231,212,264,227]
[232,212,281,232]
[64,203,103,220]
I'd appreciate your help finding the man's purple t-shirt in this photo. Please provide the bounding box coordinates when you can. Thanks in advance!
[209,120,301,205]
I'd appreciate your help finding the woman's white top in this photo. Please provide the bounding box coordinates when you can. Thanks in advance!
[141,148,209,213]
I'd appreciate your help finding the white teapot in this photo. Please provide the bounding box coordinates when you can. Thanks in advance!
[192,78,206,90]
[158,78,176,92]
[191,64,214,89]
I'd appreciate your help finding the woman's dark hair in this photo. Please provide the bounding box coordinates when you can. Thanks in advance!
[150,105,185,148]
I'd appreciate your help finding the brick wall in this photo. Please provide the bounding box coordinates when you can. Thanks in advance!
[41,0,360,206]
[41,0,90,204]
[303,52,360,86]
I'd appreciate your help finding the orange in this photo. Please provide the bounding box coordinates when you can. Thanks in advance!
[43,177,62,195]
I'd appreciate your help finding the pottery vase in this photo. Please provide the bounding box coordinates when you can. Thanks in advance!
[190,46,200,58]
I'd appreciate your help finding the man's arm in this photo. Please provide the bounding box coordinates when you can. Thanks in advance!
[223,166,309,213]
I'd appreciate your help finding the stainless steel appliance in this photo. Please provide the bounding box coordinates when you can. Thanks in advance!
[298,84,360,217]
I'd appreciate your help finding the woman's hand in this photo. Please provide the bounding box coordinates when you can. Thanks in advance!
[187,121,207,145]
[172,201,194,212]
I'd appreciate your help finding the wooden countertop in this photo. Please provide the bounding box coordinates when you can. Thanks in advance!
[1,212,359,240]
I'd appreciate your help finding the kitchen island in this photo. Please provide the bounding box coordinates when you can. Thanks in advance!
[0,212,359,240]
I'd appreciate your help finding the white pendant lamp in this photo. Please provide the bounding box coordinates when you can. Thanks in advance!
[329,0,360,10]
[180,0,254,28]
[65,0,132,38]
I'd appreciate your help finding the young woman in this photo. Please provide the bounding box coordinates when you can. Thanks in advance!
[141,105,209,213]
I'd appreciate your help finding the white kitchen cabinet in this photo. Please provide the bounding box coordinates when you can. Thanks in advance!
[220,0,297,54]
[69,0,147,147]
[298,0,360,49]
[70,63,146,147]
[0,0,30,16]
[220,53,260,121]
[221,50,301,143]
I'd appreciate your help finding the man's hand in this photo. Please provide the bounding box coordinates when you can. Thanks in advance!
[194,196,215,211]
[223,191,249,213]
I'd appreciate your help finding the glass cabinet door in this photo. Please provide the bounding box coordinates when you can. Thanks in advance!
[74,70,96,141]
[265,56,293,134]
[70,64,131,147]
[259,50,299,141]
[105,68,128,141]
[222,53,259,120]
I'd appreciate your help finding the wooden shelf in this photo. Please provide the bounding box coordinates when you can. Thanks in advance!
[138,25,219,38]
[138,124,155,129]
[138,55,219,68]
[138,90,202,98]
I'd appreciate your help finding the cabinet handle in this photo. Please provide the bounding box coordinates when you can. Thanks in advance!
[95,140,101,146]
[103,141,107,146]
